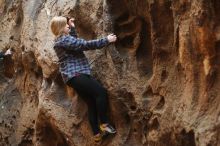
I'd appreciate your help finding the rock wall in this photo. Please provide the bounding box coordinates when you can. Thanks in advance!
[0,0,220,146]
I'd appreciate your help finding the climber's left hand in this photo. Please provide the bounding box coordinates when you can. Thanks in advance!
[4,49,12,55]
[68,18,75,28]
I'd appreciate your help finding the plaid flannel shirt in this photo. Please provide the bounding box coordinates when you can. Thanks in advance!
[53,27,109,83]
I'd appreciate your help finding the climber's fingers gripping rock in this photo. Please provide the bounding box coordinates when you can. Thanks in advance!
[107,34,117,43]
[67,17,75,28]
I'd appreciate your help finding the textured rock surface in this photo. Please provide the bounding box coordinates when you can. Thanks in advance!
[0,0,220,146]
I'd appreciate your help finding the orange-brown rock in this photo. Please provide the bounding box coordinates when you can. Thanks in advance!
[0,0,220,146]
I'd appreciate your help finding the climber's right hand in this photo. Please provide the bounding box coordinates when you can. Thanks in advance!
[107,34,117,43]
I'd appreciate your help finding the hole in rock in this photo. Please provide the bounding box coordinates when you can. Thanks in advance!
[151,118,159,130]
[115,12,130,25]
[179,129,196,146]
[161,70,168,82]
[215,41,220,65]
[18,140,33,146]
[3,52,14,78]
[130,105,137,111]
[155,96,165,110]
[143,86,154,99]
[136,19,153,77]
[36,122,70,146]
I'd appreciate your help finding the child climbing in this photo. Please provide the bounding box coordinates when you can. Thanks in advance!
[50,16,117,143]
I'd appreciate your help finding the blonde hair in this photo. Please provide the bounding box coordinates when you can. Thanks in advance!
[50,16,67,37]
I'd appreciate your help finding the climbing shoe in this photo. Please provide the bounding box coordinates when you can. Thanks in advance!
[93,133,102,143]
[100,124,116,134]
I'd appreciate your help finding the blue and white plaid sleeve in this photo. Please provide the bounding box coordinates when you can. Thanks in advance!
[55,35,109,52]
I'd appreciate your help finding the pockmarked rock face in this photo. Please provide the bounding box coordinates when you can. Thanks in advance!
[0,0,220,146]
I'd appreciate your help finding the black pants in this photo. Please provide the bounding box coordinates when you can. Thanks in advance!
[67,74,109,135]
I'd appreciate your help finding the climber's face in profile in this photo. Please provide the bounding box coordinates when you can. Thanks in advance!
[63,23,70,35]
